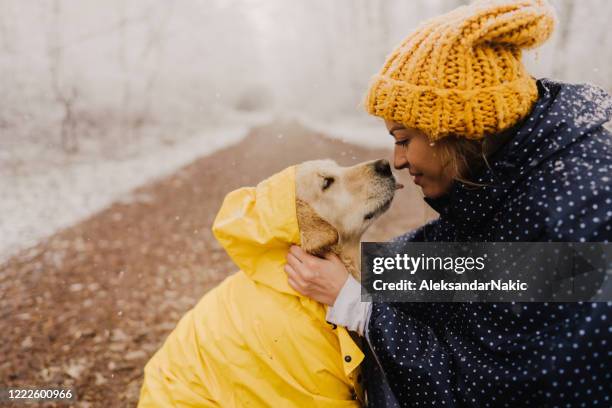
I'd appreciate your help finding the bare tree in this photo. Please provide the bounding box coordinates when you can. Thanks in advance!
[117,0,133,142]
[0,2,13,54]
[48,0,79,153]
[137,0,176,131]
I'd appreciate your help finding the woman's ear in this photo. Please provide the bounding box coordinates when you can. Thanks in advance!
[296,198,339,257]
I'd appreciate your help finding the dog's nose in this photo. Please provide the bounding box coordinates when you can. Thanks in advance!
[372,159,392,177]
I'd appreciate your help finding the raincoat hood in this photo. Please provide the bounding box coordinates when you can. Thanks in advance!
[212,166,301,295]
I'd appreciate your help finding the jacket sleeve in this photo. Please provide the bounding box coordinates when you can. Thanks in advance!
[366,303,458,406]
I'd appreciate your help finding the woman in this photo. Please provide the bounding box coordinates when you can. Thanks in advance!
[285,1,611,407]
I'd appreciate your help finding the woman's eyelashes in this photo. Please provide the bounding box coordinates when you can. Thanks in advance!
[395,138,410,147]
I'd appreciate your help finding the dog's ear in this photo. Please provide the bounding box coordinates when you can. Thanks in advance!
[296,198,339,256]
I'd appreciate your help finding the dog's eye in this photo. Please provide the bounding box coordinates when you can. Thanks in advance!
[322,177,335,191]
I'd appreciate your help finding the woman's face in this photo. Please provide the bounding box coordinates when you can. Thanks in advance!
[385,120,454,198]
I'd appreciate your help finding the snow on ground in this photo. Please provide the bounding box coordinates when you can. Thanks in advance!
[0,112,273,264]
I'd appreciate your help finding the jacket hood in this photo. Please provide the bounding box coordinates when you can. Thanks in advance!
[212,166,301,295]
[501,79,612,170]
[424,79,612,235]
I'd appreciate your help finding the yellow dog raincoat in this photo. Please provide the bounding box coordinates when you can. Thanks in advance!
[139,166,364,407]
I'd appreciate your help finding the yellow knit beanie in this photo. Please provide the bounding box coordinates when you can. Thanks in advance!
[365,0,556,141]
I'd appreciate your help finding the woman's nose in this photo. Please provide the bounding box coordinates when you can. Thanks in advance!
[393,145,409,170]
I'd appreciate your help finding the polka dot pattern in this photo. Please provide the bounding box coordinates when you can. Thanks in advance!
[363,79,612,407]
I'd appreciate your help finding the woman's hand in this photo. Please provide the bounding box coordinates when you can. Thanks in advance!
[284,245,349,306]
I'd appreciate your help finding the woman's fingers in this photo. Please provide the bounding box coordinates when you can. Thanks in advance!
[288,246,323,277]
[284,264,301,289]
[285,263,311,294]
[289,245,321,268]
[286,252,314,280]
[289,245,307,261]
[284,262,303,281]
[287,276,299,291]
[286,252,302,269]
[285,246,349,305]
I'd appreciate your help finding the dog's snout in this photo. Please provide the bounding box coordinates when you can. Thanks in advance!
[372,159,392,178]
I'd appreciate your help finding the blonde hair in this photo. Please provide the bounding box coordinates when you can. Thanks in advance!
[433,130,515,186]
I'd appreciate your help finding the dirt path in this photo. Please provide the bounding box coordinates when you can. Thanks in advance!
[0,120,436,407]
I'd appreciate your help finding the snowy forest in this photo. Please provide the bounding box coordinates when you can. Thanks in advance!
[1,0,611,155]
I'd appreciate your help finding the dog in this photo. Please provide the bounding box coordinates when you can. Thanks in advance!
[139,159,400,407]
[295,159,401,279]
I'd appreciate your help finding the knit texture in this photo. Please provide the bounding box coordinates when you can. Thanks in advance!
[365,0,556,141]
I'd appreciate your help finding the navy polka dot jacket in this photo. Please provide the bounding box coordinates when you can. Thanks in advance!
[364,79,612,407]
